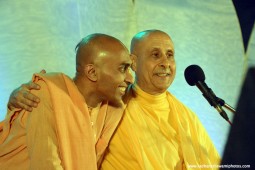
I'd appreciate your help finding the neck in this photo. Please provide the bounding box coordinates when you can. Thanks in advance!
[135,81,166,95]
[73,76,101,108]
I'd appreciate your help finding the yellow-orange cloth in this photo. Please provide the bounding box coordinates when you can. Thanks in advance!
[101,84,220,170]
[0,73,124,170]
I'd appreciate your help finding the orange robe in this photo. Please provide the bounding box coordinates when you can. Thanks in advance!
[0,73,124,170]
[101,84,220,170]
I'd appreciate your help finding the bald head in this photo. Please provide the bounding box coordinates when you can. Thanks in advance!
[76,33,128,73]
[73,33,132,108]
[130,30,173,56]
[130,29,176,95]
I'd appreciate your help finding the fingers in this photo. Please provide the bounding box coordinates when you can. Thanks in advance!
[23,91,40,104]
[28,82,41,91]
[15,101,34,112]
[21,82,40,91]
[8,83,40,111]
[40,69,46,74]
[8,93,36,112]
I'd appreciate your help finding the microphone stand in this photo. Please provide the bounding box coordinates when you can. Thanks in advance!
[198,85,232,124]
[216,97,236,114]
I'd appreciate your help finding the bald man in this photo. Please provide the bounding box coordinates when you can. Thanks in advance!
[100,30,220,169]
[6,30,220,169]
[0,33,132,170]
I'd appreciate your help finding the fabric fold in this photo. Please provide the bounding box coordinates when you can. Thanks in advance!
[0,72,124,170]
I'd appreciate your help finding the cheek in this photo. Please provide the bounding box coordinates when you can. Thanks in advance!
[102,72,124,87]
[137,65,151,81]
[171,63,176,74]
[98,73,113,88]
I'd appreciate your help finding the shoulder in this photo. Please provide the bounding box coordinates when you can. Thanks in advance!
[167,92,193,111]
[166,91,199,121]
[32,72,73,92]
[33,72,70,83]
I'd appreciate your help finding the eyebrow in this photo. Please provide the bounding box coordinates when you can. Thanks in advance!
[151,48,174,53]
[167,49,174,54]
[120,62,131,67]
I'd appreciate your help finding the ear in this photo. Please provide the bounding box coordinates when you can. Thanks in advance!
[84,64,97,81]
[130,54,137,72]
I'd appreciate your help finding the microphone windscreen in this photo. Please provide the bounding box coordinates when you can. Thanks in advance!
[184,65,205,86]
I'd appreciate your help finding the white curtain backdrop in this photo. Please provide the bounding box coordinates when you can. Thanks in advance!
[0,0,254,156]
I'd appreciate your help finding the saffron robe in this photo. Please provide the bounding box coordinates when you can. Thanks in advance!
[0,73,124,170]
[101,84,220,170]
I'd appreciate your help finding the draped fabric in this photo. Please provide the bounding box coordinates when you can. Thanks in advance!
[0,73,124,170]
[0,0,253,156]
[101,84,220,170]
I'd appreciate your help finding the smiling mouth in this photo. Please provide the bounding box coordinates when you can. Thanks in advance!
[119,87,127,94]
[156,73,170,77]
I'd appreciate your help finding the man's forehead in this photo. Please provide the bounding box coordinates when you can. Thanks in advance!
[146,39,174,50]
[141,32,172,44]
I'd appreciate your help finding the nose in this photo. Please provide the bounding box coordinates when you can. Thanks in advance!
[125,69,134,85]
[159,56,171,68]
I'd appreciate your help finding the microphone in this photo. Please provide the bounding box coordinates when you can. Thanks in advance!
[184,65,230,122]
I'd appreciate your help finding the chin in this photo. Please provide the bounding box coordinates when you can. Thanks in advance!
[108,99,123,108]
[156,84,170,91]
[157,88,168,93]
